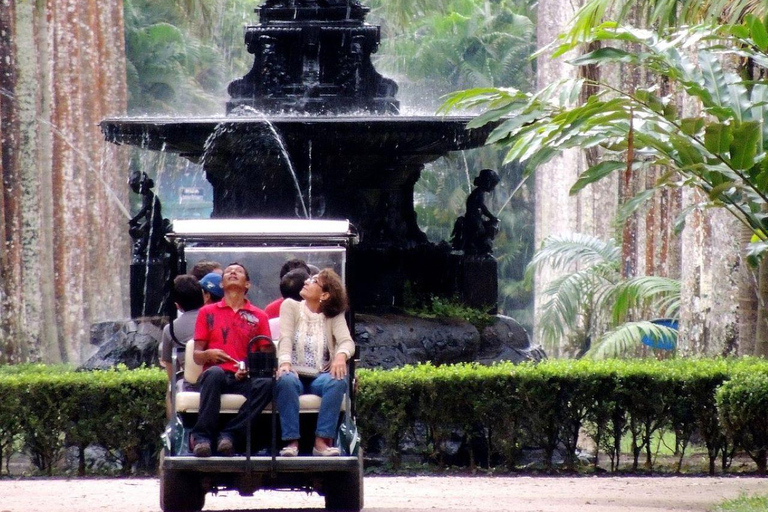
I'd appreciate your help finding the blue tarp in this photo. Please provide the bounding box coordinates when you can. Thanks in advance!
[641,318,678,350]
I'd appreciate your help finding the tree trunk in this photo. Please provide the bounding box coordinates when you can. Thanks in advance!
[0,0,129,364]
[753,260,768,356]
[534,0,752,357]
[534,0,620,355]
[0,0,25,362]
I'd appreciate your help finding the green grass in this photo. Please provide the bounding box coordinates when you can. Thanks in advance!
[713,494,768,512]
[613,429,708,459]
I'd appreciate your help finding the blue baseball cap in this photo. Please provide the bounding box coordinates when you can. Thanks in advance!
[199,272,223,299]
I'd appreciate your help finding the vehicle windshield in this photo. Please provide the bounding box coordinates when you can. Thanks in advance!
[184,246,347,307]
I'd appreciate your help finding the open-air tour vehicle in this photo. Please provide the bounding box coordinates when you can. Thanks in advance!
[161,218,363,512]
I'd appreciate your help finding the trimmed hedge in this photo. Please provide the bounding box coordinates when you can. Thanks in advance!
[716,370,768,473]
[0,365,165,475]
[3,358,768,475]
[357,357,768,474]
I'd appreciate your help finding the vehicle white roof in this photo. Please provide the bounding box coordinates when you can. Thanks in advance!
[168,218,355,244]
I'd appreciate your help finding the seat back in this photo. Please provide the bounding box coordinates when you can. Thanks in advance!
[269,317,280,341]
[184,339,204,385]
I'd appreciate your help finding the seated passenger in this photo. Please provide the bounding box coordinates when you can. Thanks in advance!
[275,268,355,457]
[199,272,224,304]
[160,274,204,419]
[264,258,311,318]
[190,262,273,457]
[191,260,222,281]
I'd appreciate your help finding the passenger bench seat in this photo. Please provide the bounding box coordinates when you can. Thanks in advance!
[175,340,335,414]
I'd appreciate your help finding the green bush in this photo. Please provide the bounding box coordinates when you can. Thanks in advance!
[716,371,768,474]
[0,365,165,475]
[0,374,23,475]
[359,357,768,473]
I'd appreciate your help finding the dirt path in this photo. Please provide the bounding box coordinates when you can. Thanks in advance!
[1,475,766,512]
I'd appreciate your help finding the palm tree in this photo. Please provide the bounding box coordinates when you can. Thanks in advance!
[528,233,680,358]
[441,10,768,354]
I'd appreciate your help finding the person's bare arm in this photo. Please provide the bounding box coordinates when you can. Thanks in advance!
[193,339,237,366]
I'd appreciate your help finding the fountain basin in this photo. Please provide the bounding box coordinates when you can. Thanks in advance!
[101,115,498,246]
[100,116,495,160]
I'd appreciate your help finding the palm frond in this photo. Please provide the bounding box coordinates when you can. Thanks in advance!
[527,233,620,274]
[586,320,678,359]
[564,0,766,50]
[608,276,681,323]
[537,268,613,346]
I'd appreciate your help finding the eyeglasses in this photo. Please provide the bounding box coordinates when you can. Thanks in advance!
[307,275,325,289]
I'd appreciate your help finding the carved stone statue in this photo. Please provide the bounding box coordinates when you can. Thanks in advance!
[128,170,169,263]
[451,168,501,256]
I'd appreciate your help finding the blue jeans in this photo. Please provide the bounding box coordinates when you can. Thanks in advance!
[274,372,347,440]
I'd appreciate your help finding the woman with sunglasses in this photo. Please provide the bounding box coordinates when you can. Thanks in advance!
[274,268,355,456]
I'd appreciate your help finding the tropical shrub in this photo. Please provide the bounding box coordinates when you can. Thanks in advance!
[5,359,768,475]
[527,233,680,357]
[716,371,768,474]
[0,366,165,475]
[358,357,768,474]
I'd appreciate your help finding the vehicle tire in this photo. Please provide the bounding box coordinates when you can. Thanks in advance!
[324,449,364,512]
[159,454,205,512]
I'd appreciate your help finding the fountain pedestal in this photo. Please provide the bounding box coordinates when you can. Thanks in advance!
[227,0,397,114]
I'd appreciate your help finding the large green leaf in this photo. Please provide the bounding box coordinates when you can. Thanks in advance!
[669,133,705,166]
[749,84,768,151]
[704,122,734,154]
[570,47,639,65]
[617,188,656,224]
[680,117,705,136]
[570,161,625,195]
[609,276,681,323]
[708,181,738,201]
[730,121,762,169]
[747,13,768,52]
[586,320,678,359]
[699,51,734,118]
[527,233,620,274]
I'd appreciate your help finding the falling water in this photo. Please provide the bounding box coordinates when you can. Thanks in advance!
[308,139,313,220]
[199,114,309,219]
[258,118,309,219]
[461,150,472,194]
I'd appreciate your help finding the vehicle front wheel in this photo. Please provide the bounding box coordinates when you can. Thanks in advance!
[160,454,205,512]
[324,449,364,512]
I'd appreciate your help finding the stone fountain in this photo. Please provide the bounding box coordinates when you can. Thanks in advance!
[96,0,543,369]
